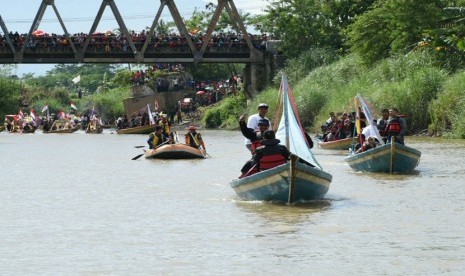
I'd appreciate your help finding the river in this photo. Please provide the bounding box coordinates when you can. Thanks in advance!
[0,129,464,275]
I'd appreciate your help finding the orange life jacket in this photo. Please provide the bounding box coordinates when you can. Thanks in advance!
[250,132,263,154]
[386,119,401,135]
[259,154,287,171]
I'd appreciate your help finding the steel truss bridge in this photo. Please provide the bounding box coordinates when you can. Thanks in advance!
[0,0,274,93]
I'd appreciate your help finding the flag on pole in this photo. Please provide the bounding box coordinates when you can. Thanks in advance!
[30,108,36,120]
[147,104,155,125]
[72,75,81,84]
[70,101,77,110]
[41,103,48,113]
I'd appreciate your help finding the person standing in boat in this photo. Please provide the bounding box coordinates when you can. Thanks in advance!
[239,115,270,154]
[147,125,171,149]
[384,108,407,145]
[244,103,271,152]
[185,126,206,150]
[377,108,390,142]
[253,130,291,171]
[159,114,174,142]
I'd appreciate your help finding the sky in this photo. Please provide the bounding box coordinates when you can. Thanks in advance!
[0,0,268,76]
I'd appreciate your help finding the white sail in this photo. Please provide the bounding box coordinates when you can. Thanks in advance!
[276,76,323,170]
[356,95,385,145]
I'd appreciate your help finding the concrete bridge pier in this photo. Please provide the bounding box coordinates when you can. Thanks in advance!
[243,62,271,100]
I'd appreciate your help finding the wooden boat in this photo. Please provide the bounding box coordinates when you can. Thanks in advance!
[43,125,80,134]
[318,137,354,150]
[144,143,205,159]
[230,75,332,203]
[9,126,36,133]
[344,95,421,173]
[345,142,421,173]
[85,126,103,134]
[116,124,154,134]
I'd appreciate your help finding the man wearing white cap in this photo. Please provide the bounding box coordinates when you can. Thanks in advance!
[243,103,271,152]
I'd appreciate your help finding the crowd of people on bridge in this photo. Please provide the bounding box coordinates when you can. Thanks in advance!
[0,30,270,53]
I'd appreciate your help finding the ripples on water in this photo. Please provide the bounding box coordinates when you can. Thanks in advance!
[1,131,464,275]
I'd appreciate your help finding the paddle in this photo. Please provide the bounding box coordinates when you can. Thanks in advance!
[189,132,209,158]
[134,146,145,148]
[131,139,171,160]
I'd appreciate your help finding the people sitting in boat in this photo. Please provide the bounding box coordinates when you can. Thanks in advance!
[321,112,337,141]
[343,112,356,138]
[324,123,339,142]
[254,130,291,171]
[185,126,206,150]
[239,115,269,154]
[355,135,378,154]
[147,125,171,149]
[383,108,406,145]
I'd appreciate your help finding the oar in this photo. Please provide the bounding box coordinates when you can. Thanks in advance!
[132,153,144,160]
[131,139,170,160]
[134,146,145,148]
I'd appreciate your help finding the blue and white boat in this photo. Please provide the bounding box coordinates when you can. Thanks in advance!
[230,76,332,203]
[345,142,421,173]
[345,95,421,173]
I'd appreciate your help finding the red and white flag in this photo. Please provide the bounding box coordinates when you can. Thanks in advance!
[70,101,77,110]
[30,108,36,120]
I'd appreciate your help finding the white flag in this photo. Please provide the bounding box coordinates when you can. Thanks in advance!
[72,75,81,84]
[148,104,155,125]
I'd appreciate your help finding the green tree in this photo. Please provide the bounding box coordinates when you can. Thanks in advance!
[346,0,446,64]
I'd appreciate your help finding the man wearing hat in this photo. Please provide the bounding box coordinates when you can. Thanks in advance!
[159,113,174,142]
[147,125,170,149]
[185,125,206,150]
[242,103,271,152]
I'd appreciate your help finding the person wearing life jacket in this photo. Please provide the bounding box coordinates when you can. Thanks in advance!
[185,126,206,150]
[239,115,269,154]
[159,114,174,143]
[384,108,406,145]
[147,125,170,149]
[253,130,290,171]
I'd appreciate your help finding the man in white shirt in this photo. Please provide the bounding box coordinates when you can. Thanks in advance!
[245,103,271,152]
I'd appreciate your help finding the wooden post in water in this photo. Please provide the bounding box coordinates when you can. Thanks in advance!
[288,154,297,203]
[390,136,395,174]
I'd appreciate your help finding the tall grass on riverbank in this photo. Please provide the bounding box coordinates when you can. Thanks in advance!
[202,49,465,137]
[429,71,465,138]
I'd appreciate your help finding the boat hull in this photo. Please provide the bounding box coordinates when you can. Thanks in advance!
[144,144,205,159]
[230,162,332,202]
[43,125,80,134]
[86,127,103,134]
[116,124,154,134]
[345,143,421,173]
[318,137,353,150]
